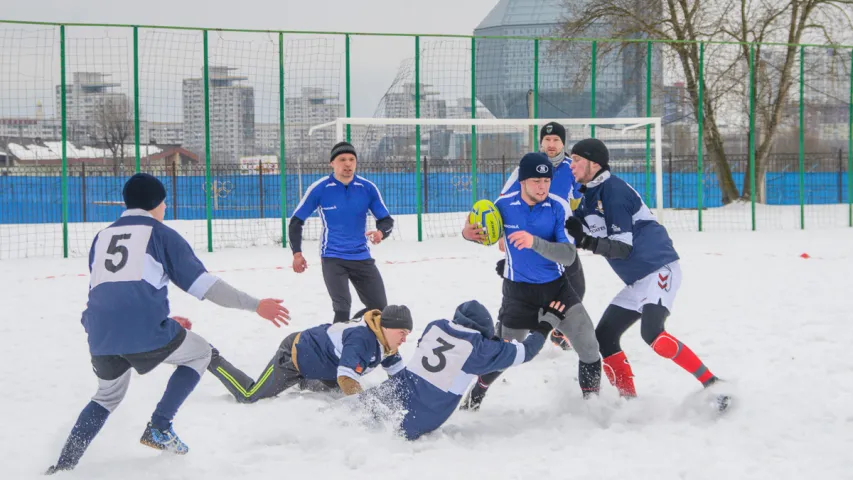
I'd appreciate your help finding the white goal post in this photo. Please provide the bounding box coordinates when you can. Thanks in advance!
[309,117,664,222]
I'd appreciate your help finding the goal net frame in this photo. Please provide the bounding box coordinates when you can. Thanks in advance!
[309,117,664,222]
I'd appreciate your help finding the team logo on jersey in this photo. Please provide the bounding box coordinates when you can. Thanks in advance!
[596,200,604,214]
[611,224,621,233]
[536,164,550,174]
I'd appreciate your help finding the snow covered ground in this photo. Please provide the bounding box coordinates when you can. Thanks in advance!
[2,227,852,479]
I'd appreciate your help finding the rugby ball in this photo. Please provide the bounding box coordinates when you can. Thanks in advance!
[468,199,503,246]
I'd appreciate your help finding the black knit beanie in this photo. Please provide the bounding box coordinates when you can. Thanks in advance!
[570,138,610,171]
[122,173,166,211]
[540,121,566,145]
[380,305,413,331]
[330,141,357,162]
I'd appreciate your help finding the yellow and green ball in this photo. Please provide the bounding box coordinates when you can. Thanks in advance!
[468,199,503,246]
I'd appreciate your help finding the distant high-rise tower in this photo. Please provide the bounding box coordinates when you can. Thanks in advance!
[183,66,255,164]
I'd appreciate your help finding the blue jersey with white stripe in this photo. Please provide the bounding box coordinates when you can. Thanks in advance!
[294,320,403,382]
[575,171,680,284]
[83,210,217,355]
[379,319,546,440]
[500,155,582,209]
[495,192,572,284]
[292,174,391,260]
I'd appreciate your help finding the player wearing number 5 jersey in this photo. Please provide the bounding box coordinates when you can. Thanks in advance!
[46,174,291,475]
[359,300,564,440]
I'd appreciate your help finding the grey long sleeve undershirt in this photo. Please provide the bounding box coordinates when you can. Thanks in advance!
[203,277,260,312]
[531,237,578,266]
[592,238,633,260]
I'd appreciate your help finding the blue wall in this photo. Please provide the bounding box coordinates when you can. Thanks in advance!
[1,171,850,224]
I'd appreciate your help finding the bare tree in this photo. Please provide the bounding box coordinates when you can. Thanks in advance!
[94,96,133,174]
[556,0,853,204]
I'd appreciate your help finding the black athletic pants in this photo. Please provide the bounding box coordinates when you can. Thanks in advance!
[322,257,388,323]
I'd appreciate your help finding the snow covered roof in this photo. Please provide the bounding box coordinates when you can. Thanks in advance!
[7,142,161,161]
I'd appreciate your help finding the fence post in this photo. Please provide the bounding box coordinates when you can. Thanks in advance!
[471,36,477,206]
[533,38,539,142]
[799,45,805,230]
[259,160,265,219]
[645,40,652,207]
[279,31,287,247]
[345,34,351,143]
[171,159,178,220]
[133,26,141,173]
[668,152,673,208]
[423,155,429,213]
[849,50,853,227]
[60,24,68,258]
[697,42,704,232]
[749,43,756,231]
[415,35,422,241]
[591,40,597,138]
[203,29,213,252]
[81,163,87,222]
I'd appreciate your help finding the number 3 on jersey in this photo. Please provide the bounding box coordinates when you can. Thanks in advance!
[90,225,154,288]
[409,326,473,392]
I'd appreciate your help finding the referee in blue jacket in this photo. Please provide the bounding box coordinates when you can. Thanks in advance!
[289,142,394,323]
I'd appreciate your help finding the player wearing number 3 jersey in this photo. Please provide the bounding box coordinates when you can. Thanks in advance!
[358,300,565,440]
[46,174,291,475]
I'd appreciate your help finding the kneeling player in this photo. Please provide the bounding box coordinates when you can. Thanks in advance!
[566,138,727,409]
[359,299,565,440]
[208,305,412,401]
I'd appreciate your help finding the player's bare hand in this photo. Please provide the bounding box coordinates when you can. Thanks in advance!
[498,236,506,252]
[292,253,308,273]
[462,218,487,243]
[173,316,192,330]
[366,230,384,245]
[507,230,534,249]
[257,298,290,327]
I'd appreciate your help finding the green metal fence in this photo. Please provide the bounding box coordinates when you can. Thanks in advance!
[0,19,852,259]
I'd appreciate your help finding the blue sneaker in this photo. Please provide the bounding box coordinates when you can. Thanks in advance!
[139,422,189,454]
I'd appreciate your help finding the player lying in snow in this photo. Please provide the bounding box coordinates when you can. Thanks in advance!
[355,299,565,440]
[208,305,412,401]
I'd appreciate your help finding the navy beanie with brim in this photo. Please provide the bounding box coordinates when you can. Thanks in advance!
[517,152,554,182]
[123,173,166,211]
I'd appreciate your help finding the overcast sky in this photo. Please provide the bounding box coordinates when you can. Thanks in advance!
[2,0,504,119]
[4,0,499,37]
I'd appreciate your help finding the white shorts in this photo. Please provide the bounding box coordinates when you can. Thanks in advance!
[610,261,682,313]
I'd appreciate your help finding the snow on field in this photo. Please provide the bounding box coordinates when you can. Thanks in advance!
[2,227,852,479]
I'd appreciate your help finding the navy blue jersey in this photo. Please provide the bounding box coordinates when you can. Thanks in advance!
[495,192,572,284]
[292,174,391,260]
[295,319,403,382]
[378,319,546,440]
[500,155,583,209]
[83,210,218,355]
[575,171,680,284]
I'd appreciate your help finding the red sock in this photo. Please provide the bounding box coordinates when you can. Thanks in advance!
[651,331,716,385]
[603,351,637,397]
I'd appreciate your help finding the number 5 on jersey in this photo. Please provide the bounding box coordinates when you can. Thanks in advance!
[90,225,154,288]
[408,326,473,392]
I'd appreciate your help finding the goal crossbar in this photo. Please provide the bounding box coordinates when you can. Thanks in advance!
[309,117,664,222]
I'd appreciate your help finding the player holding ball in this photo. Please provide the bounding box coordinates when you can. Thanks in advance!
[460,152,602,410]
